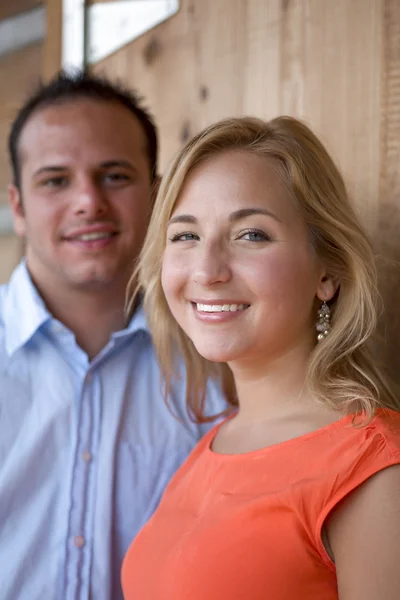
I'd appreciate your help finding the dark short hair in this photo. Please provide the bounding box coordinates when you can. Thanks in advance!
[8,69,158,188]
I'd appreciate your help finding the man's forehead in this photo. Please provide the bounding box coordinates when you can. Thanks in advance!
[18,99,147,168]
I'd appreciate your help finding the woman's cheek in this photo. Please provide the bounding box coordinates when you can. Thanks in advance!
[161,251,190,303]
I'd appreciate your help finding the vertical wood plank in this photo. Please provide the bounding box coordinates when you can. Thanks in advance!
[0,43,43,201]
[281,0,382,230]
[379,0,400,378]
[281,0,305,117]
[94,0,247,172]
[42,0,62,80]
[90,0,399,372]
[242,0,282,118]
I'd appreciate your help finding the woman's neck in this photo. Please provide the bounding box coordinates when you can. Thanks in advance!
[229,339,315,423]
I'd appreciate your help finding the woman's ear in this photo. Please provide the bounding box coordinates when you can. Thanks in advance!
[316,271,339,302]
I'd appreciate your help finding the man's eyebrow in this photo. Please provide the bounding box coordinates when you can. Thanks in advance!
[33,160,137,178]
[99,160,136,170]
[168,214,198,226]
[229,207,282,223]
[33,166,67,178]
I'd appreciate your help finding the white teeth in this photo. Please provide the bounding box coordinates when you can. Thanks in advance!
[75,232,114,241]
[196,303,248,313]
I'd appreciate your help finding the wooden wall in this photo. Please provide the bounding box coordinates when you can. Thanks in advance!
[0,0,45,282]
[0,0,61,282]
[0,0,398,374]
[93,0,400,377]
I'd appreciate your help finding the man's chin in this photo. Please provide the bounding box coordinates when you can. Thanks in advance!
[68,268,122,291]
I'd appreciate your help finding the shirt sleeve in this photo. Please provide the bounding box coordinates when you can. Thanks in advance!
[313,413,400,569]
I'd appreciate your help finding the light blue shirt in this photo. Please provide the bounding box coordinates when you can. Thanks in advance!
[0,262,226,600]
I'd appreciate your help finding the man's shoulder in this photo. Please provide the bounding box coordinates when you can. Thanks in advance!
[0,263,50,358]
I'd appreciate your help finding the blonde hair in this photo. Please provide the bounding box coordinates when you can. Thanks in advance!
[127,116,398,422]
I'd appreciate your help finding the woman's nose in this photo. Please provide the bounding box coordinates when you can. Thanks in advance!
[191,244,232,287]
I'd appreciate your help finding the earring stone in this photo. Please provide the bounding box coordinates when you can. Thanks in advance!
[316,300,331,342]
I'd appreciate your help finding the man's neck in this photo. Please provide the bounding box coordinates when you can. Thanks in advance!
[30,274,130,360]
[60,293,127,360]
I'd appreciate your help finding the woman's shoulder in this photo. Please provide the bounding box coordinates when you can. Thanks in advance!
[312,408,400,520]
[327,407,400,466]
[311,407,400,455]
[317,410,400,579]
[366,408,400,453]
[308,408,400,478]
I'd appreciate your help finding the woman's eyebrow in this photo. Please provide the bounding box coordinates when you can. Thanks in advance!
[168,208,282,226]
[229,207,282,223]
[168,214,198,226]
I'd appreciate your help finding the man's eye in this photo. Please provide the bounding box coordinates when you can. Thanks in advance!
[104,173,130,183]
[42,176,68,188]
[169,232,199,242]
[238,229,270,242]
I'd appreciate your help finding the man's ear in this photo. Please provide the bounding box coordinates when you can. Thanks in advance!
[8,184,26,237]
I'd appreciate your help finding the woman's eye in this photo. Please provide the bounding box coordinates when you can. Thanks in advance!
[238,229,270,242]
[169,232,199,242]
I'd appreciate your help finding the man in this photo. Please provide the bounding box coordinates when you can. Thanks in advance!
[0,71,226,600]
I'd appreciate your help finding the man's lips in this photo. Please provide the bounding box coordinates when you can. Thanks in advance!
[62,224,119,242]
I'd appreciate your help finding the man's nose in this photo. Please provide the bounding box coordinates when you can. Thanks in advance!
[73,178,108,218]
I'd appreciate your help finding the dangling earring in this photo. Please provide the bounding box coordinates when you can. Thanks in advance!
[316,300,331,342]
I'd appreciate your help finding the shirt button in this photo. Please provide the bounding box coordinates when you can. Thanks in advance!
[86,372,92,383]
[74,535,85,548]
[82,450,92,463]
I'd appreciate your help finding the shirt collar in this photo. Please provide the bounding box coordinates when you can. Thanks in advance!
[3,261,150,356]
[112,302,149,339]
[4,261,51,356]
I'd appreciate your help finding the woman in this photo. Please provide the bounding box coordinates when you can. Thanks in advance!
[122,116,400,599]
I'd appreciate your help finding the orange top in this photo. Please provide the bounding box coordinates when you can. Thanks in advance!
[122,409,400,600]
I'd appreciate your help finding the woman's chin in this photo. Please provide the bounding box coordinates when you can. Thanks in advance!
[192,343,240,364]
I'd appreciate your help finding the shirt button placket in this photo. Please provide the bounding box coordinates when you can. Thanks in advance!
[65,370,95,600]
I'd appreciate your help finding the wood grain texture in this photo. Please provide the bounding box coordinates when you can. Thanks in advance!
[92,0,399,374]
[42,0,62,81]
[0,0,42,22]
[0,26,43,277]
[0,42,43,105]
[0,236,22,284]
[279,0,382,230]
[378,0,400,378]
[0,0,395,367]
[94,0,247,170]
[0,42,43,200]
[93,0,383,217]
